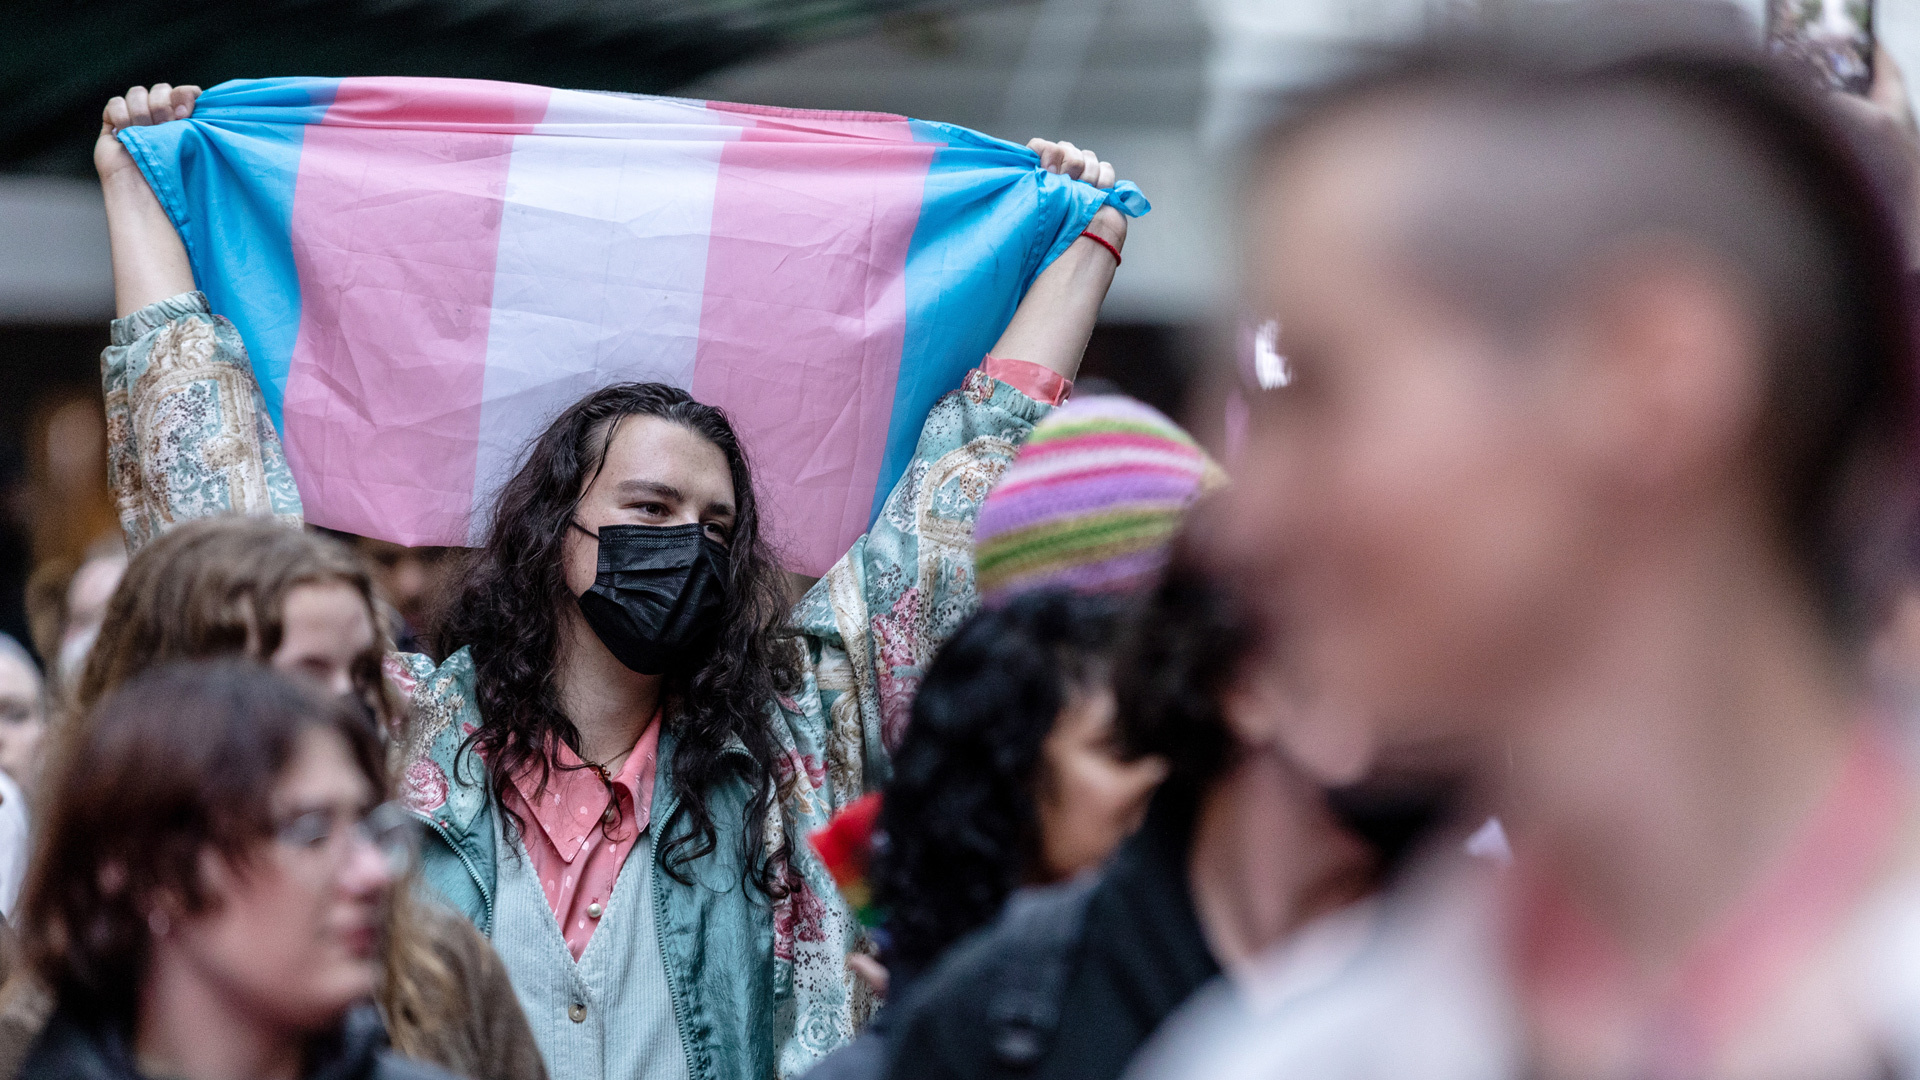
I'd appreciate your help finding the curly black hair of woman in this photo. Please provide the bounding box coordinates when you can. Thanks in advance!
[869,590,1125,973]
[433,383,800,892]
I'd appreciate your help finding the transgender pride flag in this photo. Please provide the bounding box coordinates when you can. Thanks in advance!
[117,77,1147,573]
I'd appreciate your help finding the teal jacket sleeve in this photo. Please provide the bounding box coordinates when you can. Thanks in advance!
[789,365,1051,799]
[101,291,303,554]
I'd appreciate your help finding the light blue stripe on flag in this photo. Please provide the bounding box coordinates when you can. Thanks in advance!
[118,77,340,430]
[882,120,1147,521]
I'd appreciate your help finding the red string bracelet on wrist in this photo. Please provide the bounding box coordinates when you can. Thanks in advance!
[1079,230,1122,267]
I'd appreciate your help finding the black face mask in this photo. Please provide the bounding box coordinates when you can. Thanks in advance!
[573,522,729,675]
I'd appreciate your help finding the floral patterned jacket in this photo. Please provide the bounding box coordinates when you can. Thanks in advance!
[102,292,1051,1080]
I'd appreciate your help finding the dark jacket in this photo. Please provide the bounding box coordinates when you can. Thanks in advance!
[17,1004,460,1080]
[0,902,542,1080]
[885,798,1221,1080]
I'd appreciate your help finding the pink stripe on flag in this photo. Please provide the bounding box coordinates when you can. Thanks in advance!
[311,76,552,132]
[284,77,550,544]
[706,100,913,132]
[692,117,935,572]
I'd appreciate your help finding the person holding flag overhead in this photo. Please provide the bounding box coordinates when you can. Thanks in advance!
[93,81,1138,1080]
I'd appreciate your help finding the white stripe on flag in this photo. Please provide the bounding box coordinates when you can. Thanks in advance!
[470,91,740,543]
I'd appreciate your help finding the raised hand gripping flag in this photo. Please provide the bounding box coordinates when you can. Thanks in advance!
[116,77,1148,574]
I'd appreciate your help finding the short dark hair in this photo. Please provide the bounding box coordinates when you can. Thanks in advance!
[871,590,1124,971]
[1253,1,1917,633]
[20,660,385,1031]
[1110,545,1247,807]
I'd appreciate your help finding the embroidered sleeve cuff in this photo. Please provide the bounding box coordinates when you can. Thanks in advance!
[109,291,212,346]
[982,354,1072,407]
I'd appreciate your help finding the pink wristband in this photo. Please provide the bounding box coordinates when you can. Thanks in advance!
[982,355,1073,406]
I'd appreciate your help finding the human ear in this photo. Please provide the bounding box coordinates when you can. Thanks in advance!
[1551,244,1765,511]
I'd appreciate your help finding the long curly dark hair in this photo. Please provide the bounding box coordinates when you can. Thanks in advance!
[434,383,798,888]
[869,590,1124,972]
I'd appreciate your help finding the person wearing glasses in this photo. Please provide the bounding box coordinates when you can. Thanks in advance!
[0,518,547,1080]
[12,660,449,1080]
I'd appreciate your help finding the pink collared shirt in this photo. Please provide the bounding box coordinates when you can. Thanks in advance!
[502,714,661,960]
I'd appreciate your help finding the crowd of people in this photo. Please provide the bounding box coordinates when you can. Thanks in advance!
[5,1,1920,1079]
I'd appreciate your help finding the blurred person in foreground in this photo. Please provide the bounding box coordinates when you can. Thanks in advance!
[1148,3,1920,1078]
[20,515,545,1080]
[1848,48,1920,709]
[803,394,1216,1080]
[882,542,1377,1080]
[12,661,453,1080]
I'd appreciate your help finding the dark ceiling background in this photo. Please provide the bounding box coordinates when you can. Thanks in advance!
[5,0,981,174]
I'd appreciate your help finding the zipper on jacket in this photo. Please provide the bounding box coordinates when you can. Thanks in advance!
[649,787,706,1080]
[421,811,495,934]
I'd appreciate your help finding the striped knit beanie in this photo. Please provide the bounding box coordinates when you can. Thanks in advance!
[974,394,1223,604]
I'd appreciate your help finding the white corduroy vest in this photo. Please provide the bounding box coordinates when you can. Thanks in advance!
[490,818,691,1080]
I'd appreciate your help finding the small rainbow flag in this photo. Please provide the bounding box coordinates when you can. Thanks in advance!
[810,792,885,928]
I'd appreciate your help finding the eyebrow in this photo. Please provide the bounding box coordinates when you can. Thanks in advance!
[614,479,735,518]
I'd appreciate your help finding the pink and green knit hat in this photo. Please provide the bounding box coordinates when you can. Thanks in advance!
[974,394,1224,604]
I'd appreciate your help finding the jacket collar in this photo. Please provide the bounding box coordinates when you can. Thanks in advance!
[411,650,754,847]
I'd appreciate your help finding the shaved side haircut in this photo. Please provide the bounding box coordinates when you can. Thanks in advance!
[1255,1,1917,633]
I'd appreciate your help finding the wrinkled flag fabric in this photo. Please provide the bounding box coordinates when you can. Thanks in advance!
[117,76,1149,573]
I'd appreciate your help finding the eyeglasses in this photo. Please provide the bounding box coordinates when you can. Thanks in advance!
[274,801,420,876]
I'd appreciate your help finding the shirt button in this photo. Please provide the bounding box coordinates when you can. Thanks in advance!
[568,1002,587,1023]
[587,902,603,919]
[602,804,618,826]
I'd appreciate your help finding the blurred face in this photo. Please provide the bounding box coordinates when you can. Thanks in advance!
[273,582,379,701]
[1217,109,1621,757]
[1032,685,1169,882]
[0,653,46,792]
[172,727,392,1032]
[357,540,454,630]
[60,552,127,679]
[561,416,738,600]
[1871,578,1920,700]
